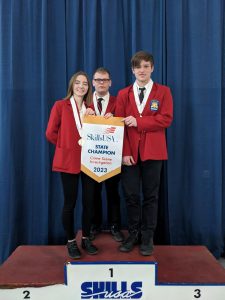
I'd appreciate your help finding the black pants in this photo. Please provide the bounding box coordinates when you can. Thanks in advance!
[81,172,98,237]
[92,174,121,228]
[61,172,95,239]
[60,172,80,240]
[121,159,162,238]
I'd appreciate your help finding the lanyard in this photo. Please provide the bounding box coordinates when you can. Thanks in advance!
[70,96,86,139]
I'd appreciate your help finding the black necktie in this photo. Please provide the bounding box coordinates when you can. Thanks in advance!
[139,87,146,103]
[97,97,103,114]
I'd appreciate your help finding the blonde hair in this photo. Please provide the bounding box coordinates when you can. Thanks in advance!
[65,71,93,105]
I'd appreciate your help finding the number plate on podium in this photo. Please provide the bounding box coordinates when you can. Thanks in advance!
[65,261,225,299]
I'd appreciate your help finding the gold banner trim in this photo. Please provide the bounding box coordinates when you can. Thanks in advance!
[81,165,121,183]
[83,115,124,126]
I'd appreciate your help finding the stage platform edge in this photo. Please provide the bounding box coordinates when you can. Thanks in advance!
[0,231,225,288]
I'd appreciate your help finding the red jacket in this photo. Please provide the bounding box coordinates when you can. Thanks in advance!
[46,98,83,174]
[89,95,117,114]
[115,83,173,162]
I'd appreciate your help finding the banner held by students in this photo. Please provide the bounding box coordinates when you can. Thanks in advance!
[81,116,124,182]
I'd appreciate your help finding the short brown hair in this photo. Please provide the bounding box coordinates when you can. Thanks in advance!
[131,51,154,68]
[93,67,111,79]
[65,71,92,105]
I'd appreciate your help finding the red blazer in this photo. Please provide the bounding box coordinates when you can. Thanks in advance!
[89,95,117,114]
[115,83,173,162]
[46,98,83,174]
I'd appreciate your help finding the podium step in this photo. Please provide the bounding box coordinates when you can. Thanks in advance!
[0,231,224,288]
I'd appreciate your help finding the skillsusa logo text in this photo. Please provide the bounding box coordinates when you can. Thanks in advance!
[81,281,143,299]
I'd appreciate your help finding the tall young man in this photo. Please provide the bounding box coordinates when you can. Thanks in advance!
[87,67,124,242]
[115,51,173,255]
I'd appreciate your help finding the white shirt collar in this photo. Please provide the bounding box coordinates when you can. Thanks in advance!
[135,79,153,91]
[93,92,110,115]
[94,91,110,102]
[133,79,153,114]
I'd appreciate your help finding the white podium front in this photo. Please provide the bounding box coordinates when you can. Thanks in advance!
[65,261,225,300]
[0,243,225,300]
[65,261,155,299]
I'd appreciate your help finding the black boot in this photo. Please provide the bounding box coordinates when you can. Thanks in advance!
[140,236,154,256]
[67,240,81,259]
[111,225,124,242]
[81,237,98,255]
[119,232,139,252]
[89,224,101,241]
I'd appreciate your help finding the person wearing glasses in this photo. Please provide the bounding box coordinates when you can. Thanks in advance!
[115,51,173,256]
[46,71,99,259]
[86,67,124,243]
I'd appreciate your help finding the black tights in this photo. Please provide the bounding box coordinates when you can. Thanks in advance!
[61,172,96,239]
[60,172,79,240]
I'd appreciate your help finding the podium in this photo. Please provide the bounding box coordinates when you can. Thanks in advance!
[0,231,225,299]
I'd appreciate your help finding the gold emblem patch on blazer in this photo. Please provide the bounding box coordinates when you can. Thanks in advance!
[150,100,159,111]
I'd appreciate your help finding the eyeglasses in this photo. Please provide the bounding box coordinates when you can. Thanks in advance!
[93,78,110,83]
